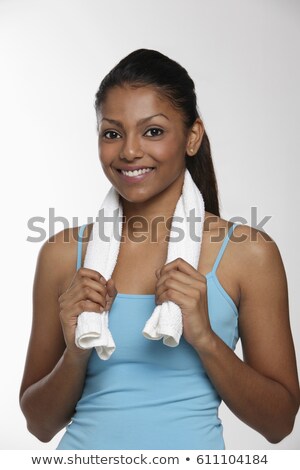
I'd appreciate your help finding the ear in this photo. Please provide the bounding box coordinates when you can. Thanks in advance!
[185,118,205,157]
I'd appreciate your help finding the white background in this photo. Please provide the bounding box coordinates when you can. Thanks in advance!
[0,0,299,450]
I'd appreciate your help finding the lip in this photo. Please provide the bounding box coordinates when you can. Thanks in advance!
[116,167,156,184]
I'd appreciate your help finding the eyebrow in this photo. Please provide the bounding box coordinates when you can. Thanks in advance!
[100,113,170,127]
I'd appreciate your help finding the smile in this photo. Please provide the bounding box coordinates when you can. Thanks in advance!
[116,167,156,183]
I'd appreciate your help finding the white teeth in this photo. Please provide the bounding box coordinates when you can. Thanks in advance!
[121,168,153,177]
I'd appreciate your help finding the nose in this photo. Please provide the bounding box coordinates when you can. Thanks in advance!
[120,134,144,161]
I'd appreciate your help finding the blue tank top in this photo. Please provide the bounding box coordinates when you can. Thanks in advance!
[57,223,239,450]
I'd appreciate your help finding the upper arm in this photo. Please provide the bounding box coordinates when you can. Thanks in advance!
[236,225,300,409]
[19,228,77,401]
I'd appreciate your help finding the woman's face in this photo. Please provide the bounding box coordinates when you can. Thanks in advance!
[97,85,191,204]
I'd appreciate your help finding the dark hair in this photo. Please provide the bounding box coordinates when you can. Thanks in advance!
[94,48,220,217]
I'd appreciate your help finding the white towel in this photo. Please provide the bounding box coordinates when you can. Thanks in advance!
[75,167,205,360]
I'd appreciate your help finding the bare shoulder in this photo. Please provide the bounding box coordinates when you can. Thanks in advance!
[205,210,274,249]
[205,211,282,277]
[229,222,286,288]
[226,220,290,350]
[202,212,284,309]
[37,227,77,296]
[38,223,94,296]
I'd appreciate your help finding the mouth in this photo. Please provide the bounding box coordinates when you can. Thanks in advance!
[115,167,156,183]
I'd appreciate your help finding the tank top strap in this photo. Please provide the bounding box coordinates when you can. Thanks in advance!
[211,223,239,275]
[76,224,88,271]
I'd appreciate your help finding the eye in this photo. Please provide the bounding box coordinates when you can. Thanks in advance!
[102,130,121,140]
[144,127,164,137]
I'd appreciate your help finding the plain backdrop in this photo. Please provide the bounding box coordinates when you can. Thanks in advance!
[0,0,299,450]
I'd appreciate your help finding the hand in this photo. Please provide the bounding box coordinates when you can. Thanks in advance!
[58,267,118,356]
[155,258,213,350]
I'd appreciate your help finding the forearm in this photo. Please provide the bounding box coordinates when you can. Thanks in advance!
[20,349,91,442]
[195,332,298,443]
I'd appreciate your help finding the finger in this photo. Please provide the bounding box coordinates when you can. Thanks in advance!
[156,278,200,300]
[60,285,106,309]
[79,277,107,294]
[81,286,107,309]
[156,287,190,307]
[156,258,199,279]
[156,269,201,290]
[69,268,106,293]
[78,288,107,309]
[156,266,204,290]
[75,299,105,314]
[76,267,107,284]
[63,281,107,309]
[61,300,103,321]
[106,279,118,298]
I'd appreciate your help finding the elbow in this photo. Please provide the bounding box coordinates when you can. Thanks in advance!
[24,416,68,443]
[27,422,54,443]
[265,406,299,444]
[25,415,68,443]
[22,408,56,443]
[266,390,300,444]
[266,425,294,444]
[20,395,61,443]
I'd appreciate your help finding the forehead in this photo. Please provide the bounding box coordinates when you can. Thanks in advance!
[100,85,182,122]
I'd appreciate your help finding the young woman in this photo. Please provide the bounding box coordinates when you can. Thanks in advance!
[19,48,299,450]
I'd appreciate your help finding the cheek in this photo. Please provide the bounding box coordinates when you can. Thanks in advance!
[98,142,116,163]
[145,134,185,162]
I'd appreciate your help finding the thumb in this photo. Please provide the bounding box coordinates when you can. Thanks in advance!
[107,278,118,299]
[155,267,161,278]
